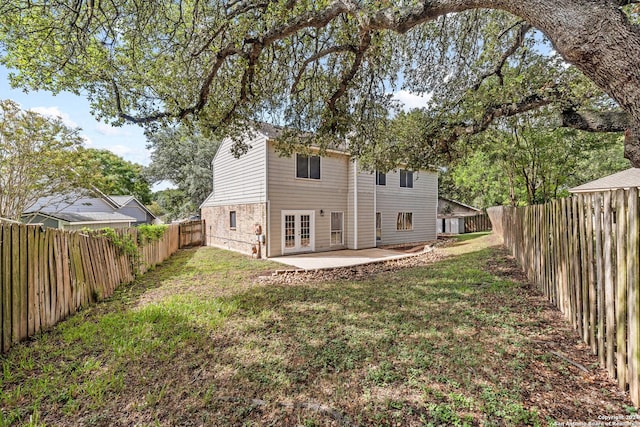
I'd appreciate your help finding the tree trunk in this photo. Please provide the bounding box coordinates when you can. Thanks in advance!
[376,0,640,165]
[499,0,640,166]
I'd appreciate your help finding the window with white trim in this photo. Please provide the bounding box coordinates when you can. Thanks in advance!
[296,154,321,179]
[330,212,344,245]
[400,169,413,188]
[376,171,386,186]
[396,212,413,231]
[376,212,382,241]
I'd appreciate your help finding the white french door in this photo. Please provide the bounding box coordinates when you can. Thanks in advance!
[282,210,315,254]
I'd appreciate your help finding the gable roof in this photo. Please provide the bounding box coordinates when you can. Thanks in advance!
[108,195,136,207]
[108,195,156,219]
[569,168,640,193]
[438,197,481,212]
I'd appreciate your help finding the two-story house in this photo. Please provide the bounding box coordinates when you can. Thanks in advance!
[200,123,438,258]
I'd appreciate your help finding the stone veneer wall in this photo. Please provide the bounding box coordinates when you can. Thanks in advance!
[201,203,267,257]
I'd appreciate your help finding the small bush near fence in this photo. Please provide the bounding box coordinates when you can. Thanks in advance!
[0,223,184,353]
[489,189,640,407]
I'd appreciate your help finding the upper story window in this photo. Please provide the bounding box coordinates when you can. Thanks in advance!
[376,171,386,186]
[296,154,321,179]
[400,169,413,188]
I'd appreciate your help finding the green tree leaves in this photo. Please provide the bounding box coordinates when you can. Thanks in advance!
[0,99,98,220]
[145,125,220,221]
[87,149,152,204]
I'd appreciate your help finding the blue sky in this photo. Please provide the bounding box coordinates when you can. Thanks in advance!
[1,66,151,166]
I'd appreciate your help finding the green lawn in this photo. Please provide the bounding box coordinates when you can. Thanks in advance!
[0,237,633,426]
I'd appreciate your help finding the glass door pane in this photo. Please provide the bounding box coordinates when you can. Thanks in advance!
[300,214,311,248]
[284,215,296,248]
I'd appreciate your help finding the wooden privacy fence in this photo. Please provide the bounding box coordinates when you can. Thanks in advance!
[464,213,492,233]
[491,189,640,406]
[179,220,205,248]
[0,223,180,353]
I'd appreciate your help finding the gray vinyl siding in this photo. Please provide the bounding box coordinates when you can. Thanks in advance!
[267,142,349,257]
[203,135,267,207]
[117,204,149,225]
[376,169,438,246]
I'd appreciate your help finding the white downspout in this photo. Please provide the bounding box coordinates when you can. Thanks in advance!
[373,171,377,248]
[353,159,358,250]
[265,138,270,258]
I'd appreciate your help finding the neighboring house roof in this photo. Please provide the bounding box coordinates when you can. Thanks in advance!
[26,211,136,224]
[438,197,481,213]
[108,195,156,219]
[27,192,116,213]
[569,168,640,193]
[108,195,136,207]
[24,190,152,227]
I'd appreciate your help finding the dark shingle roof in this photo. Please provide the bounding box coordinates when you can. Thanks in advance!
[255,122,285,139]
[32,211,136,223]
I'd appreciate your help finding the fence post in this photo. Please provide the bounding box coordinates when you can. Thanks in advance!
[594,192,606,367]
[627,187,640,405]
[586,194,597,354]
[616,189,628,389]
[579,194,589,343]
[1,225,10,352]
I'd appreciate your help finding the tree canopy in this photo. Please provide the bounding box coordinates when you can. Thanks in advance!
[1,1,639,167]
[439,123,628,208]
[145,125,219,209]
[0,99,98,220]
[88,148,152,204]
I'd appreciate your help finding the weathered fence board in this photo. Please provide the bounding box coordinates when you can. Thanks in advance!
[492,190,640,406]
[616,190,628,389]
[178,220,204,248]
[628,187,640,404]
[463,213,492,233]
[0,222,190,353]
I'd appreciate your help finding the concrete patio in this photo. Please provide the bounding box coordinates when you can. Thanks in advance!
[270,248,421,270]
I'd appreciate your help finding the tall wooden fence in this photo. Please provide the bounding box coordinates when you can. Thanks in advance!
[0,223,180,353]
[464,213,492,233]
[179,220,205,248]
[490,189,640,406]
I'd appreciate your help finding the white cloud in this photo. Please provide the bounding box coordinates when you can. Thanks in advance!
[107,144,133,156]
[393,90,434,111]
[104,144,151,165]
[81,134,93,146]
[96,122,126,136]
[29,106,79,128]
